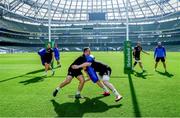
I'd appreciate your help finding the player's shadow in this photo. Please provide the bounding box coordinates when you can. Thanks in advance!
[19,76,44,85]
[18,75,67,85]
[155,70,174,78]
[0,68,45,83]
[128,73,141,117]
[51,96,122,117]
[25,69,44,75]
[111,75,128,79]
[0,66,61,83]
[133,71,153,79]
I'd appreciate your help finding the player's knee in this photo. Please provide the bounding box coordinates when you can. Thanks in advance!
[103,80,109,85]
[79,79,85,84]
[66,79,71,84]
[65,77,72,84]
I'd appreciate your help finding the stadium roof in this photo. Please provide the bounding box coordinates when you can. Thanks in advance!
[0,0,179,24]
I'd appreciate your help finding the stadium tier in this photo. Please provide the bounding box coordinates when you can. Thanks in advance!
[0,17,179,52]
[0,0,180,52]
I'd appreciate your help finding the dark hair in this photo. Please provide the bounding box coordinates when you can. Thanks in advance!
[83,47,90,52]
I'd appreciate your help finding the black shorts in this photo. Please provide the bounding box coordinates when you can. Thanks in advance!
[156,57,165,62]
[134,57,140,61]
[67,67,83,78]
[99,67,112,76]
[44,57,52,64]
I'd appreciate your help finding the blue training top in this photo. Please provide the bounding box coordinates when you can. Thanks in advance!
[154,46,166,58]
[85,55,99,83]
[53,47,60,60]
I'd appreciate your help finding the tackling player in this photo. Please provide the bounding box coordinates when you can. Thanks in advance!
[52,47,109,99]
[72,56,123,102]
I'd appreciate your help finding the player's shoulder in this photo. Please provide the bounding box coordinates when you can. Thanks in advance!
[94,61,106,66]
[76,54,86,60]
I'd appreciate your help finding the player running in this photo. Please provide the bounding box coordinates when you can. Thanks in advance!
[132,41,149,72]
[52,47,109,99]
[154,42,167,72]
[44,43,55,76]
[37,43,55,76]
[72,56,123,102]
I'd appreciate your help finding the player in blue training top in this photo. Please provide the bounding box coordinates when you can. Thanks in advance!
[53,44,61,67]
[154,42,167,72]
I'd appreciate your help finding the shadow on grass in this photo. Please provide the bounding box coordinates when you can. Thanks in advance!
[0,66,61,83]
[18,75,67,85]
[19,76,44,85]
[128,73,141,117]
[110,75,128,79]
[51,96,122,117]
[0,68,45,83]
[133,71,153,79]
[155,70,174,78]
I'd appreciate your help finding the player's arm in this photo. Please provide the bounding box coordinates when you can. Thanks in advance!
[154,48,157,59]
[71,62,92,69]
[142,50,150,55]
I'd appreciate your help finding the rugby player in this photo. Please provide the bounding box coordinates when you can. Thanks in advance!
[132,41,149,72]
[154,42,167,72]
[52,47,109,98]
[72,57,123,102]
[44,43,55,76]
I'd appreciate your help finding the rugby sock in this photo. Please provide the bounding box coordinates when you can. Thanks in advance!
[76,90,81,95]
[56,87,60,91]
[102,86,109,92]
[112,89,120,96]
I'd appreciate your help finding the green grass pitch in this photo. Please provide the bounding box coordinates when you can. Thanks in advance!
[0,51,180,117]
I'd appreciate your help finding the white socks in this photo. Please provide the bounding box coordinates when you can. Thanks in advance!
[56,87,60,91]
[76,90,81,95]
[112,89,120,96]
[102,86,109,93]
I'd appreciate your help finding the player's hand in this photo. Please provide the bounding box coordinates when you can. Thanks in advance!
[71,65,79,69]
